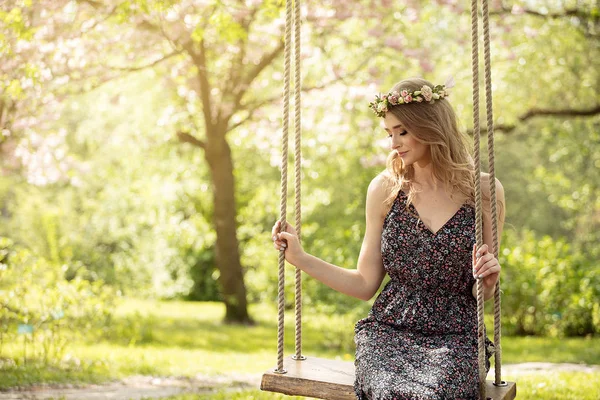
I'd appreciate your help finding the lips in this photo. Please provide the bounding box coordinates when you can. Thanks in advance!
[397,151,409,157]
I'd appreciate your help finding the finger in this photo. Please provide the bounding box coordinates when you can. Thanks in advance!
[475,259,493,273]
[272,220,282,236]
[475,260,499,278]
[472,244,477,265]
[272,227,288,244]
[273,242,287,251]
[476,244,489,258]
[474,253,494,271]
[478,264,501,279]
[279,232,291,244]
[478,245,488,257]
[276,234,288,245]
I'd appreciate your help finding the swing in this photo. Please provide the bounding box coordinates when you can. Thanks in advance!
[261,0,517,398]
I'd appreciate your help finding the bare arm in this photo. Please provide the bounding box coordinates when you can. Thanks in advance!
[274,174,388,301]
[472,174,506,301]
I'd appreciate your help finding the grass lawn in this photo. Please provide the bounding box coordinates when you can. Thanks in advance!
[1,298,599,399]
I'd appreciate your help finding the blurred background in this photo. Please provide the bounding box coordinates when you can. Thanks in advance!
[0,0,598,399]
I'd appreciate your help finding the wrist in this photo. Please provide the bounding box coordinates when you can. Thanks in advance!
[472,281,495,301]
[484,284,496,301]
[287,250,308,270]
[295,251,310,270]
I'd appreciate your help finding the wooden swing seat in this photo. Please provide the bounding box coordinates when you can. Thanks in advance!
[261,356,516,400]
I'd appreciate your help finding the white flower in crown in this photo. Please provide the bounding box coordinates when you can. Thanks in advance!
[421,85,433,102]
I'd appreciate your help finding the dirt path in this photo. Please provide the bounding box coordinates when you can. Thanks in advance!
[1,363,598,400]
[0,374,260,400]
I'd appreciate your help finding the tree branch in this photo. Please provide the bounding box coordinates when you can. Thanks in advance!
[177,131,206,149]
[78,0,103,9]
[225,7,260,96]
[219,38,285,129]
[519,104,600,119]
[468,104,600,134]
[240,39,285,91]
[227,52,374,132]
[489,6,590,20]
[108,50,182,72]
[184,40,215,129]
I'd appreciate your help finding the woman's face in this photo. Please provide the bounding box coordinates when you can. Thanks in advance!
[383,112,430,166]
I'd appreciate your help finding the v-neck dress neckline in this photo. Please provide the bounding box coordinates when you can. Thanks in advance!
[399,190,471,236]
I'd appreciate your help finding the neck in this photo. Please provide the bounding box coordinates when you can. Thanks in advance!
[412,160,438,190]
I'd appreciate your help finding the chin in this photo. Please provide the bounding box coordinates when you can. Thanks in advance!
[399,156,413,166]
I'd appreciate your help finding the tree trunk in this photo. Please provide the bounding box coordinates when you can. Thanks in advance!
[205,129,253,325]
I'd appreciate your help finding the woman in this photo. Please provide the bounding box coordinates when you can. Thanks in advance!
[271,77,505,399]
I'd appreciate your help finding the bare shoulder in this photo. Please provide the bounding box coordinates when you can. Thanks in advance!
[480,172,506,222]
[367,171,396,221]
[368,170,393,192]
[480,172,505,200]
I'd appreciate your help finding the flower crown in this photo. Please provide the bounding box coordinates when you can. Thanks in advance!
[369,82,453,118]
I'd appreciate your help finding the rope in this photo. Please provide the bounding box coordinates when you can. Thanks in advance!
[275,0,294,374]
[469,0,487,397]
[293,0,305,362]
[481,0,503,386]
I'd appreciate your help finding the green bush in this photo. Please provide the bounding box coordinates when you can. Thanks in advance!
[0,237,118,364]
[500,229,599,337]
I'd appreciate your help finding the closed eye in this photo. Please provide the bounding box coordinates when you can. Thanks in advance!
[387,130,408,138]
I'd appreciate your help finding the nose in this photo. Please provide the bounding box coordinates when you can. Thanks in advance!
[391,135,403,150]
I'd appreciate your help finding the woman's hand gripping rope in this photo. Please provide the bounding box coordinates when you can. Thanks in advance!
[271,220,306,267]
[472,243,501,292]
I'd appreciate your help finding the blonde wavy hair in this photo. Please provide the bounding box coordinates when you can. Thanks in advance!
[380,77,479,211]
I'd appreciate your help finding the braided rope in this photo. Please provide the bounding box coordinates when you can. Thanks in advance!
[275,0,294,374]
[481,0,503,385]
[470,0,487,398]
[293,0,305,362]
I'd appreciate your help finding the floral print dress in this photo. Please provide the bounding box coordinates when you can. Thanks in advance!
[354,189,494,400]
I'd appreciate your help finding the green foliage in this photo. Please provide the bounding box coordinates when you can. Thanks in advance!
[0,237,117,365]
[500,229,600,336]
[0,359,111,390]
[1,71,217,300]
[0,6,35,43]
[185,245,220,301]
[101,311,158,347]
[206,10,247,44]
